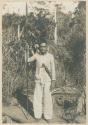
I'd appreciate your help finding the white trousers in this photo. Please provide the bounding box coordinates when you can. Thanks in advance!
[33,81,53,119]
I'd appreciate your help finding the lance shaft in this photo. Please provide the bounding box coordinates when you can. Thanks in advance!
[25,42,29,118]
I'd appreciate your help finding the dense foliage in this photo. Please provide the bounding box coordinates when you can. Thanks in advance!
[2,1,86,105]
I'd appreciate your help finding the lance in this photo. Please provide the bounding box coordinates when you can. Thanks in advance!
[25,2,29,117]
[24,42,29,118]
[18,2,29,118]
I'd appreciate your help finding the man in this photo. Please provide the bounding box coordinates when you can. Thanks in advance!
[28,42,56,121]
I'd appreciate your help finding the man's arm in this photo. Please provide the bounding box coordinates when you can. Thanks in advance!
[51,55,56,81]
[27,54,36,63]
[25,48,35,63]
[50,55,56,90]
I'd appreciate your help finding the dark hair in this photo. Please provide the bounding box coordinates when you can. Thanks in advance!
[38,37,47,44]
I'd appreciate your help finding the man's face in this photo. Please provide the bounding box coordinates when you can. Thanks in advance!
[39,43,47,55]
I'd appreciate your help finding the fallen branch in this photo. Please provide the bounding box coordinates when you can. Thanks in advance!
[2,109,30,123]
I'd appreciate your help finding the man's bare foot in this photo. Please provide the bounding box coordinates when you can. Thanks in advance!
[34,118,41,122]
[43,118,52,123]
[45,119,51,123]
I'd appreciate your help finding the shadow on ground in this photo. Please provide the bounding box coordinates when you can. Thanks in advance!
[15,90,34,118]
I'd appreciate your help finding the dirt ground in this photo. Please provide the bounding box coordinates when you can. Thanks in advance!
[2,94,86,123]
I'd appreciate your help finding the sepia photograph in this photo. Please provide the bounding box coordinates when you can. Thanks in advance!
[2,0,86,123]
